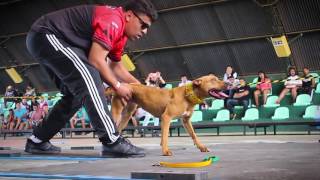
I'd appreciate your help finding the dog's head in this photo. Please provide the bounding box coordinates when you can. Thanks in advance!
[192,74,227,99]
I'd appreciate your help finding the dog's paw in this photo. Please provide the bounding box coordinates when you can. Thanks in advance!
[162,149,173,156]
[198,146,210,152]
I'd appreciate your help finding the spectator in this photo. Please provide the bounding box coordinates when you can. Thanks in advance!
[254,71,272,107]
[69,107,88,129]
[178,75,192,87]
[133,107,159,137]
[14,102,28,130]
[28,103,45,129]
[0,114,7,130]
[7,109,15,131]
[223,66,239,98]
[276,67,302,104]
[145,71,166,88]
[298,67,315,95]
[21,98,31,112]
[38,96,49,115]
[223,65,238,83]
[24,85,36,97]
[226,79,250,120]
[4,85,18,108]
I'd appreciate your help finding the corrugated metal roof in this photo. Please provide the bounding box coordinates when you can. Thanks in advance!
[277,0,320,32]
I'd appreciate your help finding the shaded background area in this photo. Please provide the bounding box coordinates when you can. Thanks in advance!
[0,0,319,93]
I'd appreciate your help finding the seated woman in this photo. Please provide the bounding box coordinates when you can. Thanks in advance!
[298,67,315,95]
[254,71,272,107]
[276,67,302,104]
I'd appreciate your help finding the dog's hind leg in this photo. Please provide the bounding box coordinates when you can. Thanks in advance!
[181,115,210,152]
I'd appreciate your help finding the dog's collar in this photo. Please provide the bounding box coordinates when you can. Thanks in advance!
[185,83,203,105]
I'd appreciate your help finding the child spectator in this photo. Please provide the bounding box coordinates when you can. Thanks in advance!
[14,102,28,130]
[29,103,45,129]
[7,109,15,131]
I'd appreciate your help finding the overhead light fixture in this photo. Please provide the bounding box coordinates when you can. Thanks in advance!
[121,54,136,71]
[5,67,23,83]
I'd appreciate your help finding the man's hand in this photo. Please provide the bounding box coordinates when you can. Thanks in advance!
[114,83,132,101]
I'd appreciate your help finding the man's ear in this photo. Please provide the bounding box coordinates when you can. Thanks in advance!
[124,11,133,22]
[192,79,202,86]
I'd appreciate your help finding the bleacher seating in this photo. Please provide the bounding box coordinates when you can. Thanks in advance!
[212,109,230,122]
[241,108,259,121]
[272,107,289,120]
[209,99,224,110]
[264,95,280,107]
[190,110,202,122]
[303,105,318,119]
[293,94,312,106]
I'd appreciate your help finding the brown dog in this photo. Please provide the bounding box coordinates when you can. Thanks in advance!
[108,74,226,156]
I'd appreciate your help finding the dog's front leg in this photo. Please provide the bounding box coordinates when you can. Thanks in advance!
[160,114,172,156]
[182,117,210,152]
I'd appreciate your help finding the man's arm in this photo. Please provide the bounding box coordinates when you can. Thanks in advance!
[88,42,132,100]
[108,59,140,84]
[233,90,249,99]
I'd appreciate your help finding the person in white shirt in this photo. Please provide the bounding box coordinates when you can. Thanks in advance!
[276,67,302,104]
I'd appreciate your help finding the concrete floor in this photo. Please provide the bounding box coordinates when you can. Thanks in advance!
[0,134,320,180]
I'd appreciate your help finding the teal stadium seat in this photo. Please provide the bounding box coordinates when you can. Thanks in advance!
[315,83,320,94]
[271,107,289,120]
[190,110,203,122]
[212,109,230,122]
[165,83,173,89]
[264,95,280,107]
[241,108,259,121]
[310,73,319,84]
[293,94,312,106]
[209,99,224,110]
[302,105,318,119]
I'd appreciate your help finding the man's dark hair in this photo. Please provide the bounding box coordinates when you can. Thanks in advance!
[124,0,158,22]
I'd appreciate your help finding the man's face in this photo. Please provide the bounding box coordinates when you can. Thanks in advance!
[303,68,309,75]
[125,11,152,40]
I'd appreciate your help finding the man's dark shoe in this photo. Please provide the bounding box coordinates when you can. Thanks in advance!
[25,139,61,154]
[101,136,145,158]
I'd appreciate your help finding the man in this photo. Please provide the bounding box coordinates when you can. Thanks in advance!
[25,0,158,157]
[226,79,250,120]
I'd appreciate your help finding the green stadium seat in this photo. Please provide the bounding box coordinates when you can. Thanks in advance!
[293,94,312,106]
[250,77,258,88]
[209,99,224,110]
[165,83,173,89]
[302,105,318,119]
[264,95,280,107]
[194,104,199,110]
[191,110,203,122]
[241,108,259,121]
[310,72,319,84]
[271,107,289,120]
[315,83,320,93]
[212,109,230,122]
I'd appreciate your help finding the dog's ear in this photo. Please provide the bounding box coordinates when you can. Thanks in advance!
[192,79,202,86]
